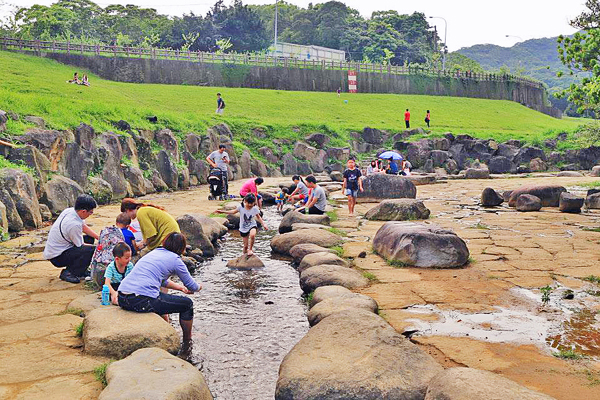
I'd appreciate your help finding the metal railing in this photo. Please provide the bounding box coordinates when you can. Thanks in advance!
[0,37,544,89]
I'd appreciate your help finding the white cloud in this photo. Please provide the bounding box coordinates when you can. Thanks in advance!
[2,0,587,50]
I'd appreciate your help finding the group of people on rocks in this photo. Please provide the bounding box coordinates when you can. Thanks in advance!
[367,158,411,176]
[67,72,90,86]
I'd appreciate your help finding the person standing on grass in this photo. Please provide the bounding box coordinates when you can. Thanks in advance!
[337,87,341,97]
[43,194,99,284]
[425,110,431,128]
[343,159,363,216]
[206,144,230,197]
[404,109,411,129]
[298,175,328,215]
[216,92,225,115]
[117,232,201,358]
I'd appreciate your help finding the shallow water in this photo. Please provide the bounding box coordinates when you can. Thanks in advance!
[186,207,309,399]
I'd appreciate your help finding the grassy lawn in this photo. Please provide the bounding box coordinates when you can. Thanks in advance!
[0,50,582,150]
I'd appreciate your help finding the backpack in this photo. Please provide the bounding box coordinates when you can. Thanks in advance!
[91,226,125,267]
[221,100,226,109]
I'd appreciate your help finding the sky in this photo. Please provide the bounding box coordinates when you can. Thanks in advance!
[0,0,588,50]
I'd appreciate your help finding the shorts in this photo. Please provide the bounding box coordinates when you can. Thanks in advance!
[345,189,359,198]
[240,227,257,237]
[297,194,306,200]
[216,108,224,115]
[276,199,284,205]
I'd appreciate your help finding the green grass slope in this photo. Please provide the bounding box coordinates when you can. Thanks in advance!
[0,50,581,152]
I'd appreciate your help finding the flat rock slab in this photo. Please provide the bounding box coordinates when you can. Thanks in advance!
[309,285,353,308]
[373,222,470,268]
[0,314,82,344]
[299,264,369,293]
[100,348,213,400]
[67,292,102,316]
[357,174,417,203]
[271,230,342,256]
[275,309,443,400]
[298,252,348,273]
[83,307,180,359]
[365,199,430,221]
[279,211,330,234]
[425,367,556,400]
[226,254,265,269]
[307,293,378,326]
[289,244,335,264]
[508,185,566,207]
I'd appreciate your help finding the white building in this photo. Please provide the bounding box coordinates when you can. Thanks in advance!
[270,42,346,62]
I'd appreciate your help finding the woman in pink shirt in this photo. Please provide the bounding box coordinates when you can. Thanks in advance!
[239,177,264,208]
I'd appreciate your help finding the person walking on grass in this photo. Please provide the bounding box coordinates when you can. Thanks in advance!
[297,175,328,215]
[216,92,225,115]
[343,159,364,217]
[206,144,230,197]
[117,232,201,359]
[425,110,431,128]
[404,109,411,129]
[216,194,268,256]
[43,195,99,284]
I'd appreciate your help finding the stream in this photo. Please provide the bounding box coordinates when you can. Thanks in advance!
[184,206,309,399]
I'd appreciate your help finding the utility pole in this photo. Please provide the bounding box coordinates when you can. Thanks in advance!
[429,16,447,71]
[274,0,278,56]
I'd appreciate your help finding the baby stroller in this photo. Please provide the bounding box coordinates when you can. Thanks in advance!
[208,168,225,200]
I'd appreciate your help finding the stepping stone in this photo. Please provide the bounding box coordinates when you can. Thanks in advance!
[226,255,265,269]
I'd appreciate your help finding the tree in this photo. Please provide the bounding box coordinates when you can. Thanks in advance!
[557,1,600,113]
[209,0,269,52]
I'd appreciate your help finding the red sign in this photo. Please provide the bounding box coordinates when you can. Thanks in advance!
[348,70,357,93]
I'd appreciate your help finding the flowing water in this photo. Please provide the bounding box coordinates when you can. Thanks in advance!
[185,207,309,399]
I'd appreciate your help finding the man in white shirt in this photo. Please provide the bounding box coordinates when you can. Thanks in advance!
[43,194,99,284]
[206,144,230,197]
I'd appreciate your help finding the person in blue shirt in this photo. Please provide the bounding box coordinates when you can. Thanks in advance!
[116,213,143,256]
[104,242,135,305]
[118,232,201,354]
[386,158,399,175]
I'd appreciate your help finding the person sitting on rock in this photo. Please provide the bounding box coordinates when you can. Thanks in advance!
[67,72,80,84]
[366,160,380,176]
[297,175,328,215]
[240,177,264,208]
[287,175,309,206]
[104,242,134,305]
[120,199,179,252]
[216,193,268,256]
[276,188,289,212]
[43,194,99,284]
[400,159,412,177]
[385,158,399,175]
[117,232,201,358]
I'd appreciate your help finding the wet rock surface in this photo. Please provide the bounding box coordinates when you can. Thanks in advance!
[425,367,556,400]
[365,199,431,221]
[100,348,213,400]
[373,222,470,268]
[226,254,265,269]
[275,310,443,400]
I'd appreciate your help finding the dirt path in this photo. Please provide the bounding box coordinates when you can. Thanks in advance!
[338,176,600,400]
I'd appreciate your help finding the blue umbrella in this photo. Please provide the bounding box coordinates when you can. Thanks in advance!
[378,151,403,161]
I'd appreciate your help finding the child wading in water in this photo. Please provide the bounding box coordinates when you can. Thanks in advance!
[216,194,268,256]
[104,242,134,305]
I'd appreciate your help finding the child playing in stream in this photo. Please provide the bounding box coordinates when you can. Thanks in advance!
[276,188,289,212]
[216,193,268,256]
[104,242,135,305]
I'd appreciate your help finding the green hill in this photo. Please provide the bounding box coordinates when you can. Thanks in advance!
[0,50,582,155]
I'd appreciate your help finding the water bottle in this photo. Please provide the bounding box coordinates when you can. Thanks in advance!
[101,284,110,306]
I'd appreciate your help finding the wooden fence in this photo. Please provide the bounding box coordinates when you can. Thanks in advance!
[0,37,544,89]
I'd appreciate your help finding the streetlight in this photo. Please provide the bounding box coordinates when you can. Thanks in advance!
[429,16,447,71]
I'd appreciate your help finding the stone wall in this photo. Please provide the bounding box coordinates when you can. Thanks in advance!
[16,50,560,118]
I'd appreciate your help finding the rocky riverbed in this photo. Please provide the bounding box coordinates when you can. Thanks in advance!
[1,175,600,399]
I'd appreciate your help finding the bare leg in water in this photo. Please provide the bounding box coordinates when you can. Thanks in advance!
[247,229,256,256]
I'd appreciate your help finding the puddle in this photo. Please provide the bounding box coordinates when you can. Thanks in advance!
[183,207,308,399]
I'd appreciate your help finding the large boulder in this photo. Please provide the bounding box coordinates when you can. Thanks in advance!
[358,174,417,202]
[73,123,96,151]
[176,214,216,257]
[293,142,316,161]
[275,310,443,400]
[529,157,548,172]
[62,142,95,187]
[591,165,600,177]
[364,199,430,221]
[424,367,555,400]
[585,192,600,209]
[310,149,328,173]
[279,211,330,234]
[306,133,330,148]
[488,156,512,174]
[156,150,178,190]
[187,214,227,243]
[17,129,66,170]
[123,166,147,197]
[299,264,369,293]
[40,175,84,216]
[309,285,353,308]
[155,129,179,161]
[289,243,336,264]
[99,348,213,400]
[271,230,342,255]
[98,133,129,199]
[258,147,279,164]
[361,127,387,144]
[0,199,7,233]
[226,254,265,269]
[0,168,42,229]
[86,176,112,205]
[373,222,469,268]
[298,252,348,273]
[281,153,298,176]
[251,159,269,177]
[514,146,546,165]
[83,307,180,359]
[0,188,22,231]
[465,168,490,179]
[307,293,378,326]
[238,150,252,179]
[516,194,542,212]
[559,192,584,214]
[481,188,504,207]
[429,150,450,167]
[508,185,567,207]
[7,145,52,182]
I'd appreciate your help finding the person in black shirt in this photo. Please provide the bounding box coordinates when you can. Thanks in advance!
[216,93,225,115]
[342,159,363,217]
